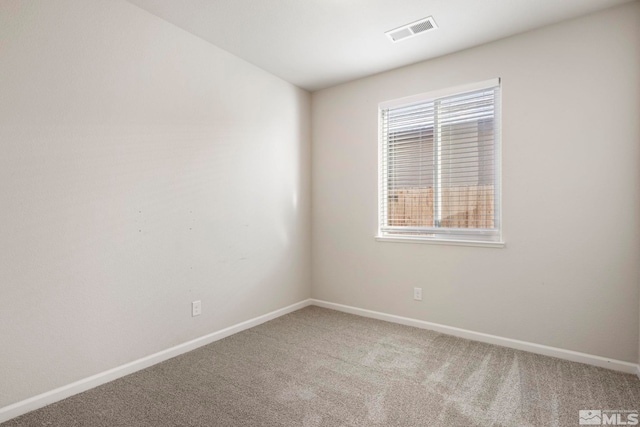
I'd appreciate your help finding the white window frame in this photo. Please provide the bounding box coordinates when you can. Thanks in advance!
[376,78,504,248]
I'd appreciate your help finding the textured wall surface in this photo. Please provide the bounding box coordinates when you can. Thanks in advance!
[0,0,311,407]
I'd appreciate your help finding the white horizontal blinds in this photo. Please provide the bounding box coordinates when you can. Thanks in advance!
[439,88,496,230]
[380,103,436,232]
[380,82,500,239]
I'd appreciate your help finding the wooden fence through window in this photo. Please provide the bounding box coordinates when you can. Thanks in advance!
[387,184,495,229]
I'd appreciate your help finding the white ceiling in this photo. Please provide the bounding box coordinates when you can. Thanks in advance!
[126,0,633,91]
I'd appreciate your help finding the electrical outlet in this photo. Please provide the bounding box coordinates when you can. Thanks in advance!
[192,300,202,317]
[413,287,422,301]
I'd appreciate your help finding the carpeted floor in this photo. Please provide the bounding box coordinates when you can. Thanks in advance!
[3,306,640,426]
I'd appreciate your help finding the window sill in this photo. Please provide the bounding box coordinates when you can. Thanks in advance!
[375,235,505,248]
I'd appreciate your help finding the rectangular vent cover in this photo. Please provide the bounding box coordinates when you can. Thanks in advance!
[385,16,437,42]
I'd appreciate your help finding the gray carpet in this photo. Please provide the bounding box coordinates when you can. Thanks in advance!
[3,306,640,426]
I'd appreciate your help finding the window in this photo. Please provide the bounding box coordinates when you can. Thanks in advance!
[377,79,502,245]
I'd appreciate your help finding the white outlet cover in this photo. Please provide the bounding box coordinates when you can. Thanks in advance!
[192,300,202,316]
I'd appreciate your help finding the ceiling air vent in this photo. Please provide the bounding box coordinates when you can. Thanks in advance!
[385,16,437,42]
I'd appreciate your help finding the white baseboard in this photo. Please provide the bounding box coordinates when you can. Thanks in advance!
[0,299,313,424]
[2,297,638,424]
[311,299,640,375]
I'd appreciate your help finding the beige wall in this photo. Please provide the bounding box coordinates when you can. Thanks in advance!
[311,2,640,363]
[0,0,311,407]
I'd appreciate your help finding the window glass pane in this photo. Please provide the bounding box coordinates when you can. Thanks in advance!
[440,118,494,229]
[387,124,434,224]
